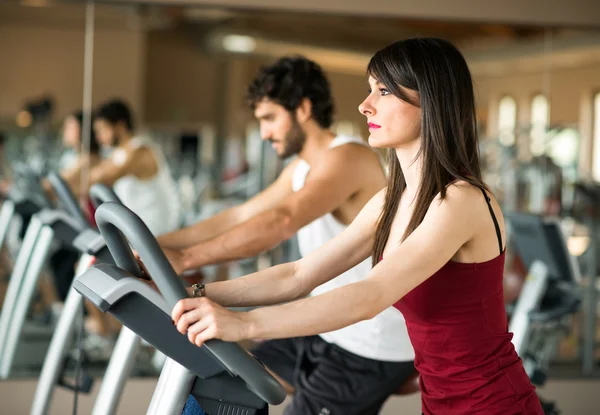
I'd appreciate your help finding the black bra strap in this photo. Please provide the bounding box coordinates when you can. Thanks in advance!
[480,188,503,254]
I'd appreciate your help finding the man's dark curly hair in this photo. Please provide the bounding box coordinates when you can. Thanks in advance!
[95,99,134,132]
[247,56,335,128]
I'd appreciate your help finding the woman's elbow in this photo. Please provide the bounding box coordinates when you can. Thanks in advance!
[361,287,388,321]
[290,262,314,300]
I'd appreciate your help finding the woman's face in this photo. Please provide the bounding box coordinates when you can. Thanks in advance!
[62,116,81,149]
[358,76,421,149]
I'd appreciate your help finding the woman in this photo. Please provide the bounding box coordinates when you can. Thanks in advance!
[55,110,103,224]
[173,38,544,414]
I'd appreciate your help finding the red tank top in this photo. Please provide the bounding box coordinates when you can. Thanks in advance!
[85,198,97,228]
[392,190,543,415]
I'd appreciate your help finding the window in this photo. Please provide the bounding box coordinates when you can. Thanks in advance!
[593,93,600,181]
[498,96,517,146]
[530,94,550,156]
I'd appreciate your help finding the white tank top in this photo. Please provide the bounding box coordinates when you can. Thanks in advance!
[293,135,414,362]
[112,136,181,236]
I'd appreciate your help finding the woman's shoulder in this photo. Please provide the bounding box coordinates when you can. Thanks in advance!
[429,180,492,219]
[445,180,490,200]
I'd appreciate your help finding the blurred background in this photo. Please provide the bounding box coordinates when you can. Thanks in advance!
[1,0,600,414]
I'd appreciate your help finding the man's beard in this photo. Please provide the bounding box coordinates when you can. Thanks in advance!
[277,119,306,159]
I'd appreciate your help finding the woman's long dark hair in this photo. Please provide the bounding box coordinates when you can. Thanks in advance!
[370,38,487,266]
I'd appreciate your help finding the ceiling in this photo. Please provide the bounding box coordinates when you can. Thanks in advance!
[158,6,552,53]
[4,1,600,77]
[98,0,600,28]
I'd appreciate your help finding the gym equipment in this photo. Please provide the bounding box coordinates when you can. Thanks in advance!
[0,166,51,252]
[570,181,600,376]
[31,180,120,415]
[74,202,286,414]
[0,173,89,378]
[0,209,81,377]
[33,180,172,415]
[507,212,582,414]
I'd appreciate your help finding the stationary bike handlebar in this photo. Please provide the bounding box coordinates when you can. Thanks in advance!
[89,184,122,209]
[46,172,90,231]
[94,202,286,405]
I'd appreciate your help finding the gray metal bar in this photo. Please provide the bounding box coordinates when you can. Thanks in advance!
[30,256,92,415]
[91,328,142,415]
[0,224,54,378]
[0,215,43,359]
[582,216,598,376]
[509,260,550,356]
[0,199,15,250]
[146,359,195,415]
[46,172,89,230]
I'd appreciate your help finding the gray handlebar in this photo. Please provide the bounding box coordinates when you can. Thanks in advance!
[90,184,122,208]
[94,203,144,280]
[46,172,90,230]
[93,202,286,405]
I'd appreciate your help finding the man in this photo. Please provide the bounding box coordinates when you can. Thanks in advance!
[91,99,180,237]
[161,56,415,415]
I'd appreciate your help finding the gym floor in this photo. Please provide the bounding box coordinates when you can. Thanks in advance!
[0,377,597,414]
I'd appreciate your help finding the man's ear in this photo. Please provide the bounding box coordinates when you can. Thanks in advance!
[295,98,312,124]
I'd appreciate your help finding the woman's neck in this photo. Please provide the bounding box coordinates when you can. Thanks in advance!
[394,140,421,194]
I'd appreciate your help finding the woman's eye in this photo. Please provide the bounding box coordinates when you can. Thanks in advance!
[380,88,390,96]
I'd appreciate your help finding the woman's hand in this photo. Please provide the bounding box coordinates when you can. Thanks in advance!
[171,297,253,347]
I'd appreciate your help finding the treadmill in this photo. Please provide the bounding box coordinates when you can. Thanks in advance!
[74,202,286,414]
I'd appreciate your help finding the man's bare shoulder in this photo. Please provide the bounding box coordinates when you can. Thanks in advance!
[323,142,383,177]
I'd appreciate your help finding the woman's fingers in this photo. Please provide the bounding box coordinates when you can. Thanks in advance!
[173,298,213,335]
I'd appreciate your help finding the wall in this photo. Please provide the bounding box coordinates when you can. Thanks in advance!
[143,29,221,124]
[475,61,600,177]
[0,3,146,124]
[143,41,372,137]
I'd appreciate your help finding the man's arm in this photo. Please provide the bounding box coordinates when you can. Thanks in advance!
[182,189,384,308]
[157,160,299,250]
[53,147,156,200]
[180,145,382,270]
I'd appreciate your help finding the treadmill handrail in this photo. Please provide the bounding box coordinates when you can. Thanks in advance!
[93,202,286,405]
[46,172,90,230]
[90,184,122,208]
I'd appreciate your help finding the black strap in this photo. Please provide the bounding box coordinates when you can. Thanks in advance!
[480,188,503,255]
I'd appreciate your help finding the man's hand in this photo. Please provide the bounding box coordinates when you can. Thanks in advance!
[163,247,187,275]
[134,246,188,278]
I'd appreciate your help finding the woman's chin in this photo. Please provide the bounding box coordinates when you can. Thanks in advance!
[368,135,389,149]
